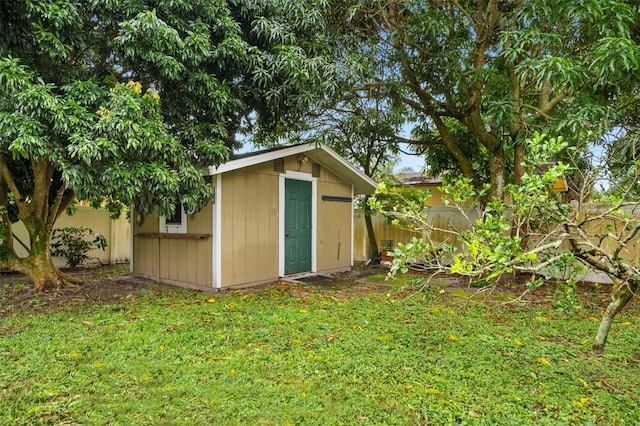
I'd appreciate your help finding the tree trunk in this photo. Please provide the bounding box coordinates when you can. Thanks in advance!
[432,115,476,180]
[512,141,529,247]
[0,207,11,263]
[1,156,80,290]
[594,278,639,350]
[488,148,506,200]
[514,142,527,186]
[364,202,380,264]
[17,216,83,291]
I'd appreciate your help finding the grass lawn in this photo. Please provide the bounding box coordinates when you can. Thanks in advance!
[1,265,639,425]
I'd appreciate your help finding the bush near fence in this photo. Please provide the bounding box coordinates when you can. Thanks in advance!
[10,206,130,268]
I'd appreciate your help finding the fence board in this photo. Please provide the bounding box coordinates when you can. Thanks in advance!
[11,206,130,267]
[354,205,640,273]
[354,207,478,261]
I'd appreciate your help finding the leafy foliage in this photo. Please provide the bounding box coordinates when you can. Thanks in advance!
[50,227,107,268]
[375,134,576,284]
[373,133,640,349]
[605,128,640,201]
[329,0,640,198]
[0,0,335,287]
[370,177,433,227]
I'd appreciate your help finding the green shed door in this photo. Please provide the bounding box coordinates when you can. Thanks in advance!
[285,179,312,274]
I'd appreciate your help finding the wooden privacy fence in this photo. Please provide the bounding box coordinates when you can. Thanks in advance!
[12,206,130,268]
[354,207,479,261]
[567,203,640,268]
[354,204,640,271]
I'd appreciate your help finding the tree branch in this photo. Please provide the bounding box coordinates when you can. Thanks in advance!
[393,135,439,146]
[0,157,24,206]
[564,223,618,275]
[31,158,50,221]
[47,181,68,229]
[431,114,475,178]
[521,103,559,121]
[530,85,585,121]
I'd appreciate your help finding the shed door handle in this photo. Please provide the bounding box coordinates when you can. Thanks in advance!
[285,232,289,236]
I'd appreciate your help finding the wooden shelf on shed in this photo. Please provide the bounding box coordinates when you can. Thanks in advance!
[135,232,211,240]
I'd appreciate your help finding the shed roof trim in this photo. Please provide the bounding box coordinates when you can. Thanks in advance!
[207,144,377,194]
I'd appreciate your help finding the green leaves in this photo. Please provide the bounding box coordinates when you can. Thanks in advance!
[0,51,212,219]
[588,37,640,88]
[517,56,587,91]
[330,0,640,198]
[62,80,212,216]
[50,226,107,268]
[374,134,577,291]
[0,59,64,161]
[0,0,338,286]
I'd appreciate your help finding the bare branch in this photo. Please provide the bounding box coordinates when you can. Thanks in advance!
[0,158,20,201]
[521,103,559,121]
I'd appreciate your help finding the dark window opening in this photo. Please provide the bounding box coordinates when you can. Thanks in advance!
[166,203,183,225]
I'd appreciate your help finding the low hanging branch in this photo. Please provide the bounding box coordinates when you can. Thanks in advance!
[371,134,640,351]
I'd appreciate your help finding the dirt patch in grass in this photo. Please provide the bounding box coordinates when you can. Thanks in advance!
[0,264,163,318]
[0,262,631,317]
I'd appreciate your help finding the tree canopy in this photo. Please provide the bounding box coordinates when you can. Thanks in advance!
[305,92,403,263]
[329,0,640,199]
[0,0,335,289]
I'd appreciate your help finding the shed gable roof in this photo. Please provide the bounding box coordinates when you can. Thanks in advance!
[207,144,377,195]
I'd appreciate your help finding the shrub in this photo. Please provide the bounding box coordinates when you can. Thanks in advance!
[50,227,108,268]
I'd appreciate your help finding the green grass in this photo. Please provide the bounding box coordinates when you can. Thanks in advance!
[1,273,640,425]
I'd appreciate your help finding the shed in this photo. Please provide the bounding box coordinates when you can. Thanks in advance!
[131,143,377,290]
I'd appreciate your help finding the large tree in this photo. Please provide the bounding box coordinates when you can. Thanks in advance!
[308,95,403,264]
[604,97,640,201]
[0,0,334,289]
[329,0,640,199]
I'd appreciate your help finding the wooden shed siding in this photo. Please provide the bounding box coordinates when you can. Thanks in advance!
[219,157,354,287]
[135,152,364,290]
[133,237,159,280]
[221,168,279,287]
[157,237,212,288]
[316,180,352,272]
[133,201,213,290]
[186,203,214,234]
[132,209,159,279]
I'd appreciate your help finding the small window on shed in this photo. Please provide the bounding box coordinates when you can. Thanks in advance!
[159,202,187,233]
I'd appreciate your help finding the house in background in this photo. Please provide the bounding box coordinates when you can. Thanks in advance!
[534,163,569,193]
[394,172,446,206]
[131,144,377,291]
[397,166,569,202]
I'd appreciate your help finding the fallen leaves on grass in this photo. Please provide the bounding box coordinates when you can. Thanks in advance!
[537,357,551,366]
